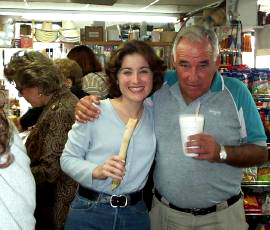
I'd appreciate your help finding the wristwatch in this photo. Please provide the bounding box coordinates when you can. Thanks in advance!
[219,145,227,160]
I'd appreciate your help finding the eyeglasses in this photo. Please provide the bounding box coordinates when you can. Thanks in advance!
[15,86,25,95]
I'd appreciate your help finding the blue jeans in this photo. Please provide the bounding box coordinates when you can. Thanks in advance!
[65,193,150,230]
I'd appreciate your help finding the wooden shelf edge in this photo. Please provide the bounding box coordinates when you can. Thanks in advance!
[81,41,172,47]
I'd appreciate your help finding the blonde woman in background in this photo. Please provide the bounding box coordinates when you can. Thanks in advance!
[0,90,36,230]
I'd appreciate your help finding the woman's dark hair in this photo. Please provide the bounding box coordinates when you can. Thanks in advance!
[106,40,166,98]
[67,45,102,75]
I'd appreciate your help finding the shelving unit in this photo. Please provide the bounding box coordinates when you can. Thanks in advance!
[81,41,172,47]
[242,94,270,229]
[81,40,173,68]
[242,182,270,229]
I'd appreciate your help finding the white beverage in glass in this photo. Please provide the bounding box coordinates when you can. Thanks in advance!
[179,114,204,157]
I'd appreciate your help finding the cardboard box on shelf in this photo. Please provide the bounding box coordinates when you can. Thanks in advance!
[151,31,160,42]
[85,26,103,41]
[160,31,177,43]
[106,25,121,41]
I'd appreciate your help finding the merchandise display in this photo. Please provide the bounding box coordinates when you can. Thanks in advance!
[35,21,58,43]
[0,1,269,227]
[223,66,270,229]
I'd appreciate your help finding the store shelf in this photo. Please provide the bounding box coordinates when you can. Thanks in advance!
[242,181,270,187]
[246,214,270,222]
[253,94,270,99]
[81,40,172,47]
[245,211,270,216]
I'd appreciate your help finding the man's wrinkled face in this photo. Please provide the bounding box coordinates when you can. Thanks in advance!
[173,38,220,104]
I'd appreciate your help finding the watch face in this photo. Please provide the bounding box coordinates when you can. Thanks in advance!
[220,145,227,160]
[220,151,227,160]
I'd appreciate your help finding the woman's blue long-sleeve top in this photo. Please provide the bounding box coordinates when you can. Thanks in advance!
[60,98,156,195]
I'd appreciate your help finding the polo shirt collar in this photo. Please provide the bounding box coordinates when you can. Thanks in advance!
[210,72,224,92]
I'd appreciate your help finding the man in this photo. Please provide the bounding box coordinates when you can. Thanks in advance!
[74,26,268,230]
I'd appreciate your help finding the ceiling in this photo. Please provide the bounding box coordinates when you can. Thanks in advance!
[0,0,223,15]
[0,0,268,23]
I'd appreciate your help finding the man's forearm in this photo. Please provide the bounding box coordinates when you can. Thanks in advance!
[224,144,268,167]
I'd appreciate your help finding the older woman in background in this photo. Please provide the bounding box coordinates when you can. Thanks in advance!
[4,51,78,230]
[0,90,36,230]
[67,45,109,99]
[19,57,88,132]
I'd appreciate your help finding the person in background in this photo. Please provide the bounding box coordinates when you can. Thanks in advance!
[18,57,88,132]
[67,45,109,99]
[4,51,78,230]
[73,25,268,230]
[60,40,165,230]
[54,58,89,99]
[0,90,36,230]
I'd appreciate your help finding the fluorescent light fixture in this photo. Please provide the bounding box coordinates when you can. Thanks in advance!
[83,4,89,10]
[0,11,177,23]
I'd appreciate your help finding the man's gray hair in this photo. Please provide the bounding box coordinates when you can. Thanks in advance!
[172,25,220,60]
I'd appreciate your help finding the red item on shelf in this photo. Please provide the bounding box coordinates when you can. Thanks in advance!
[244,194,261,212]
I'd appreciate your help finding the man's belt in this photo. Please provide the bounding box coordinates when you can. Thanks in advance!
[154,189,242,216]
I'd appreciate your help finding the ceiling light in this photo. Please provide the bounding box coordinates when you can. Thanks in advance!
[2,12,177,23]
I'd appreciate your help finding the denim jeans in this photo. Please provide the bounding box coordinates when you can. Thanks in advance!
[65,193,150,230]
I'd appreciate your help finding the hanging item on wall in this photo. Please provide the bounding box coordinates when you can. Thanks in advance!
[35,21,58,43]
[20,36,33,48]
[20,24,31,36]
[59,20,80,43]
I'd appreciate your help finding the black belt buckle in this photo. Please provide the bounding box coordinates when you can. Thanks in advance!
[110,195,128,208]
[190,208,213,216]
[190,208,204,216]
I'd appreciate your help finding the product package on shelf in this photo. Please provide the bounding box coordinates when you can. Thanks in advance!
[262,195,270,214]
[242,167,258,182]
[258,163,270,183]
[255,223,270,230]
[221,67,270,95]
[244,194,261,214]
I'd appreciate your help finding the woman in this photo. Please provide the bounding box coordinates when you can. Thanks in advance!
[67,45,109,99]
[0,90,36,230]
[54,58,89,99]
[19,57,88,132]
[60,40,165,230]
[4,51,78,230]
